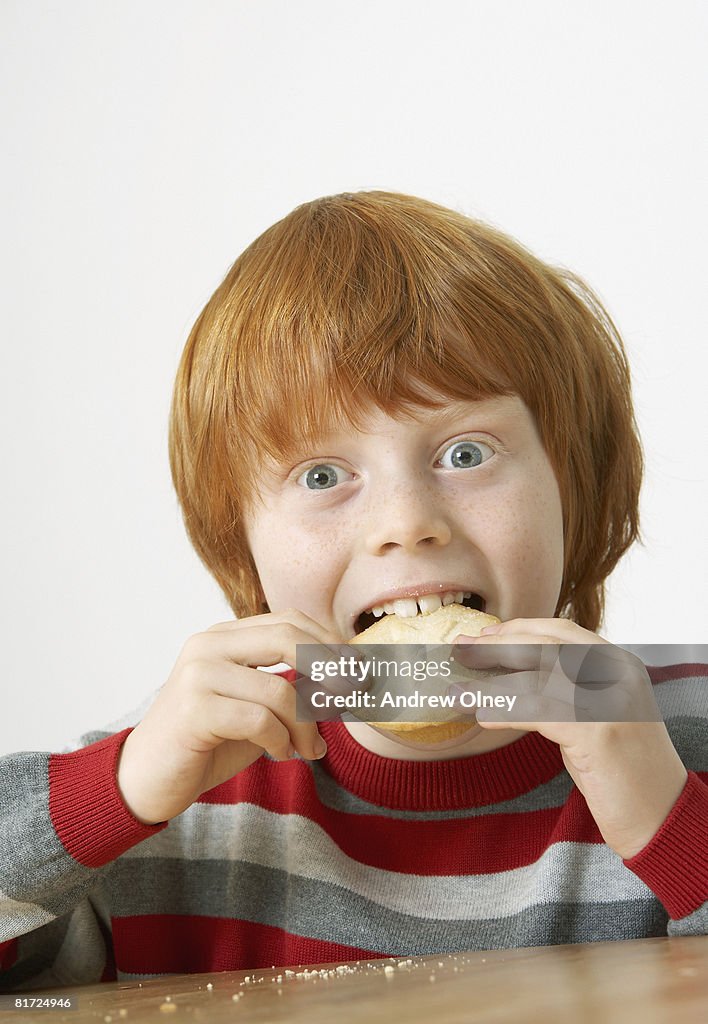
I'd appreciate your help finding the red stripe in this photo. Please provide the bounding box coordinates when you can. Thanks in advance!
[0,937,18,969]
[111,915,381,975]
[198,758,604,874]
[647,663,708,683]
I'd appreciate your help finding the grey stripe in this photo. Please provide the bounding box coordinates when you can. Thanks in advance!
[668,900,708,936]
[117,803,651,920]
[664,717,708,772]
[106,857,665,955]
[0,891,55,936]
[0,751,108,930]
[654,676,707,718]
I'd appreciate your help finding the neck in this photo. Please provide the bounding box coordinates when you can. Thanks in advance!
[318,720,565,810]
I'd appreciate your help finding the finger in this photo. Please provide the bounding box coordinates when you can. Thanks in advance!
[448,669,583,720]
[471,649,622,710]
[204,608,347,645]
[199,613,368,699]
[187,622,360,687]
[558,642,645,689]
[235,668,330,756]
[451,659,655,725]
[204,693,295,760]
[452,636,561,672]
[546,644,657,721]
[184,662,327,760]
[476,693,582,726]
[478,618,608,644]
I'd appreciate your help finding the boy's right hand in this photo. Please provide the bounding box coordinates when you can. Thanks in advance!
[116,610,343,825]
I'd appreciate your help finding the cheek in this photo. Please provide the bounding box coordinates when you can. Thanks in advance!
[245,506,348,603]
[465,467,564,607]
[507,472,565,606]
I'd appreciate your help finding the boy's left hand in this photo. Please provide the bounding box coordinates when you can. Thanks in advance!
[452,619,688,860]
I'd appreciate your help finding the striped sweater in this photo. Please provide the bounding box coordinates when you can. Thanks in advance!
[1,664,706,990]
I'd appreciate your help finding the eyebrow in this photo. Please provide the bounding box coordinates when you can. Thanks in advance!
[395,395,519,427]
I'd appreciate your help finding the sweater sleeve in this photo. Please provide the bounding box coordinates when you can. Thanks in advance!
[0,728,166,990]
[622,770,708,935]
[622,663,708,935]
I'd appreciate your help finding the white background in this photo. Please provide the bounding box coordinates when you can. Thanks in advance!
[1,1,706,755]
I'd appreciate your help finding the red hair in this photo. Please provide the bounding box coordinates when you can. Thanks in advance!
[169,191,643,631]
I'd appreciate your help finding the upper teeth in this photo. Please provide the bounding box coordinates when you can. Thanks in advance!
[368,590,472,619]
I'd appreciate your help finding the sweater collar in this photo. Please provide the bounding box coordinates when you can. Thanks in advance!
[318,720,565,811]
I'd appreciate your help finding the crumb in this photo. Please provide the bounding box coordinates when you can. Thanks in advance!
[206,983,213,991]
[384,965,395,976]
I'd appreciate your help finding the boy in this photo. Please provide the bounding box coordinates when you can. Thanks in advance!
[1,190,706,989]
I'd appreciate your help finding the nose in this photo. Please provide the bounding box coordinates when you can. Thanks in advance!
[364,481,452,555]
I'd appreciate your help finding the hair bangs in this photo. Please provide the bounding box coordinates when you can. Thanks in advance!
[234,328,516,477]
[223,194,518,494]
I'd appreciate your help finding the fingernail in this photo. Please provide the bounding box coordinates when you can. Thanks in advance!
[480,625,500,634]
[313,736,327,759]
[453,633,478,644]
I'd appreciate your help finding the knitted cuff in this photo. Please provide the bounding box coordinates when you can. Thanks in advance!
[49,727,167,868]
[623,771,708,919]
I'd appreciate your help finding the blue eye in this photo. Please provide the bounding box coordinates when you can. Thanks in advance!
[439,440,493,469]
[297,464,350,490]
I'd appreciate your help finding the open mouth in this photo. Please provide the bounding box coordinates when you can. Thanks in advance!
[354,591,486,636]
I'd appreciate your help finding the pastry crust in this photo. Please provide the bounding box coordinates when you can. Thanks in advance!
[349,603,500,741]
[349,603,499,646]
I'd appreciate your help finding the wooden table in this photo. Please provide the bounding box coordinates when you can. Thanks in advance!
[3,936,707,1023]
